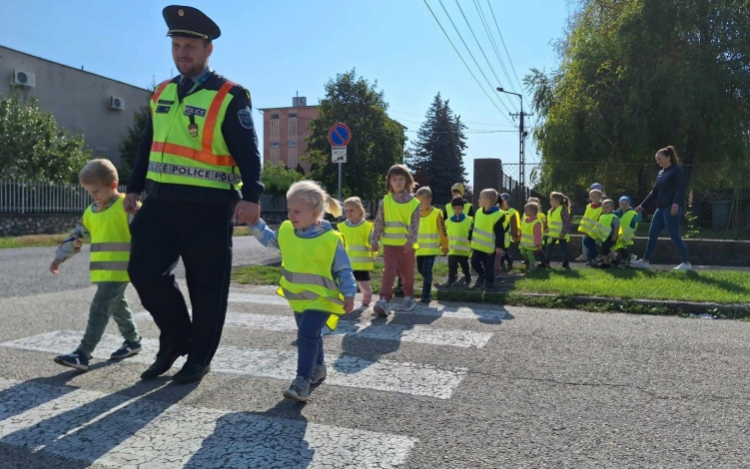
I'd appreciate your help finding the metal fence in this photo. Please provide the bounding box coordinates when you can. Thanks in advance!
[500,162,750,240]
[0,180,380,218]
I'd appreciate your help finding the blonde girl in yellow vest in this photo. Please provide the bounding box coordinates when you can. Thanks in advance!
[49,159,141,372]
[249,181,356,402]
[542,192,572,269]
[370,165,421,316]
[339,197,375,307]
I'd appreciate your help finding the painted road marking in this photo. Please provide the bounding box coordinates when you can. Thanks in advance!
[1,331,466,399]
[0,377,416,468]
[227,293,507,321]
[134,312,493,349]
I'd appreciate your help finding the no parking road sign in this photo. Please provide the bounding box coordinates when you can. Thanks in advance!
[328,122,351,147]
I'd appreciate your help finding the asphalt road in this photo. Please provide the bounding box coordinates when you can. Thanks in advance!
[0,240,749,468]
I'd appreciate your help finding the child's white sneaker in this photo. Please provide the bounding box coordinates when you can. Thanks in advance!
[373,299,389,317]
[398,297,417,311]
[574,254,588,262]
[673,263,693,271]
[630,259,651,269]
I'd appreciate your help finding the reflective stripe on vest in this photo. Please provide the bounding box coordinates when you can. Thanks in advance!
[82,195,131,283]
[147,79,242,191]
[520,218,542,249]
[417,208,442,256]
[471,210,502,254]
[446,216,472,256]
[338,221,374,271]
[578,204,602,236]
[382,195,419,247]
[276,221,344,330]
[593,213,617,241]
[547,207,570,241]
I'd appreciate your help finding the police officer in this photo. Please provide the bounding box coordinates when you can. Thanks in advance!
[124,6,263,384]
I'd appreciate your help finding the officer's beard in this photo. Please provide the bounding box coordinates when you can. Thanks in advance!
[175,60,209,79]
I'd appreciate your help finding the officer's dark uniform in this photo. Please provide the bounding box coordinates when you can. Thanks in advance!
[127,6,263,384]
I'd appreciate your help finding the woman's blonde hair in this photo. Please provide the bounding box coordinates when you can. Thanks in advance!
[79,159,119,186]
[343,196,367,218]
[287,180,342,218]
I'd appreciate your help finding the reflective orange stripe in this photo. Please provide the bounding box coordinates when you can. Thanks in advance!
[202,81,235,156]
[151,80,172,105]
[150,142,236,167]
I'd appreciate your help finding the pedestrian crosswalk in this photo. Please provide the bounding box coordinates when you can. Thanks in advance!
[0,291,507,468]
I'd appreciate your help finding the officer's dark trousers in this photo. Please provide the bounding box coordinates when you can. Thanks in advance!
[128,199,235,367]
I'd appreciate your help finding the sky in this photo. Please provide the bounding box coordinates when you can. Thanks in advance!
[0,0,571,184]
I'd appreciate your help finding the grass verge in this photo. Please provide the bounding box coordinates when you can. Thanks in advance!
[0,234,68,249]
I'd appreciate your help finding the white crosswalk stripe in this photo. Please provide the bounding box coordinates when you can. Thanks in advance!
[227,293,507,321]
[134,312,494,348]
[0,377,417,468]
[0,331,466,399]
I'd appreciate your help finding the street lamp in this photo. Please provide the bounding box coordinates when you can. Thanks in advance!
[497,87,530,205]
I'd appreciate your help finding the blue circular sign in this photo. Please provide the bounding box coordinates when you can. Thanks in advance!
[328,123,351,147]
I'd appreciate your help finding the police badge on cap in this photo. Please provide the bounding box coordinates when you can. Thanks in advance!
[163,5,221,41]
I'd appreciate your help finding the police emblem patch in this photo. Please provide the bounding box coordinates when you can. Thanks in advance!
[237,108,253,129]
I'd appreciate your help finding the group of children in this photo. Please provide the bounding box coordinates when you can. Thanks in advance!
[50,157,646,404]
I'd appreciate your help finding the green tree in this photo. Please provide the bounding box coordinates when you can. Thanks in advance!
[0,93,91,182]
[526,0,750,200]
[117,105,150,182]
[305,70,407,201]
[261,162,304,198]
[407,93,468,204]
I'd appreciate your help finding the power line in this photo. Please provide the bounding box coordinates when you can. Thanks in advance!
[452,0,519,113]
[404,129,517,134]
[389,110,514,127]
[486,0,527,99]
[423,0,516,125]
[473,0,519,96]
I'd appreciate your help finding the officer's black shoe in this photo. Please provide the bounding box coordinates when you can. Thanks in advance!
[140,347,185,381]
[172,362,211,385]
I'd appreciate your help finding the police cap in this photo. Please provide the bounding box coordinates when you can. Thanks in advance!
[163,6,221,41]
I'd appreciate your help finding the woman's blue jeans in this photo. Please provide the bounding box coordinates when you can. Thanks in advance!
[643,208,690,263]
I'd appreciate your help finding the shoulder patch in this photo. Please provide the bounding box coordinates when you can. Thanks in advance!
[237,108,254,129]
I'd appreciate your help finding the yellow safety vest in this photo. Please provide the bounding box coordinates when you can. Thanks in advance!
[520,217,542,249]
[547,207,570,241]
[276,221,344,330]
[445,202,473,217]
[471,209,503,254]
[417,208,442,256]
[578,204,603,236]
[382,194,420,248]
[338,221,374,271]
[592,213,617,242]
[82,195,131,283]
[618,210,638,246]
[147,78,242,191]
[446,216,472,256]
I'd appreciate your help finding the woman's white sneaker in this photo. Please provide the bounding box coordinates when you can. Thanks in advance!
[674,263,693,271]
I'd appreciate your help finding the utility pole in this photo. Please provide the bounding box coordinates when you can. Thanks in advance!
[497,88,532,205]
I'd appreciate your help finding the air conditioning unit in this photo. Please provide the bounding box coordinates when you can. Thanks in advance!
[109,96,125,111]
[12,70,35,88]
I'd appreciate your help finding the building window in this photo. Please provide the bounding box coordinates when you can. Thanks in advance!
[271,113,279,120]
[289,141,297,147]
[289,113,297,118]
[271,142,279,148]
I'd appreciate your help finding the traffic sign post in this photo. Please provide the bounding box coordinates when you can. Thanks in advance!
[328,123,351,202]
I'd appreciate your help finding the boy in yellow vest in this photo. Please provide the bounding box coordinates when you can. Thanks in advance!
[613,196,642,266]
[470,189,506,290]
[579,188,603,264]
[444,183,474,219]
[415,187,449,303]
[590,199,620,268]
[48,159,141,372]
[498,193,520,272]
[444,196,473,287]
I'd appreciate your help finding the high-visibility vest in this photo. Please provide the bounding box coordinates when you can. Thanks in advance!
[446,216,472,256]
[338,221,374,271]
[520,217,542,249]
[82,195,131,283]
[578,204,602,236]
[471,209,503,254]
[417,208,442,256]
[618,210,638,246]
[382,194,420,248]
[276,221,344,330]
[592,213,617,242]
[547,207,570,241]
[445,202,473,217]
[147,78,243,191]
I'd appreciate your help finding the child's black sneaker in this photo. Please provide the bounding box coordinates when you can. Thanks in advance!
[420,295,431,304]
[562,262,570,269]
[54,350,89,372]
[484,283,497,291]
[443,278,457,288]
[111,339,142,360]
